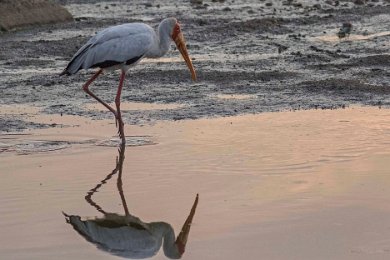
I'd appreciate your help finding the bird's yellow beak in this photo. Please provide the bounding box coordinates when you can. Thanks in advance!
[173,31,197,81]
[175,194,199,256]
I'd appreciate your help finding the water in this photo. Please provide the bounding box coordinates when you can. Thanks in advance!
[1,106,390,259]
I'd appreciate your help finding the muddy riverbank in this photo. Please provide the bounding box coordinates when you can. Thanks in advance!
[1,0,389,131]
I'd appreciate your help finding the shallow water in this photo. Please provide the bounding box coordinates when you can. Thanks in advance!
[1,106,390,259]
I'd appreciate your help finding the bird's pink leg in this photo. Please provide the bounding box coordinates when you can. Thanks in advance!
[82,69,117,117]
[115,71,126,144]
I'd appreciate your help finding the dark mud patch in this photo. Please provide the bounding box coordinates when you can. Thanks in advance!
[301,78,388,94]
[225,18,289,35]
[0,117,60,133]
[201,70,298,83]
[348,54,390,67]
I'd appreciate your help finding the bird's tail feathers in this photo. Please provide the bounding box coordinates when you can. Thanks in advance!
[59,69,71,76]
[60,55,84,76]
[60,43,92,76]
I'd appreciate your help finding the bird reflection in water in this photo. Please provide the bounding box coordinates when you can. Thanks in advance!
[63,143,199,259]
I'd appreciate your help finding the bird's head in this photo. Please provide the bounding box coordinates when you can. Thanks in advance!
[167,18,197,81]
[159,194,199,259]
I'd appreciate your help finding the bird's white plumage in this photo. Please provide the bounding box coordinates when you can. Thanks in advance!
[65,23,158,74]
[67,214,178,259]
[62,18,182,78]
[60,18,196,143]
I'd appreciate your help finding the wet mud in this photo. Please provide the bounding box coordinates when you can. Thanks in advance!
[1,0,390,131]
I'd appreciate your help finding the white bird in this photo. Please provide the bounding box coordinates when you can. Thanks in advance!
[63,143,199,259]
[60,18,197,143]
[64,195,199,259]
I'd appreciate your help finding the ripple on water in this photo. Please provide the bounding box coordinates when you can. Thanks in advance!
[2,140,72,155]
[95,136,157,147]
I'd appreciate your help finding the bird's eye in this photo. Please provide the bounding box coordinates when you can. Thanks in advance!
[171,23,181,40]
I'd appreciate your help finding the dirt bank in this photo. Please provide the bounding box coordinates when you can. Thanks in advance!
[0,0,72,31]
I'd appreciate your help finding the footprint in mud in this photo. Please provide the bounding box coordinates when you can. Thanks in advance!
[95,136,157,147]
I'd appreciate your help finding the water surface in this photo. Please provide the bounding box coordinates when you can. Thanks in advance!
[1,106,390,259]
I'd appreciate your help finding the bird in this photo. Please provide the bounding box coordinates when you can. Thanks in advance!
[64,195,199,259]
[337,22,352,39]
[63,143,199,259]
[60,18,197,144]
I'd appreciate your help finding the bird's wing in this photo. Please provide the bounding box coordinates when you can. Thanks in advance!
[86,23,151,46]
[84,32,152,69]
[63,24,155,74]
[83,24,155,69]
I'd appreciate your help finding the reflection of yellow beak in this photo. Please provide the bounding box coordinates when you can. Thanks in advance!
[174,32,197,81]
[175,194,199,255]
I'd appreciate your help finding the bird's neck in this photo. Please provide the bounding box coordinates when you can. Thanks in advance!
[151,222,181,258]
[147,24,172,58]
